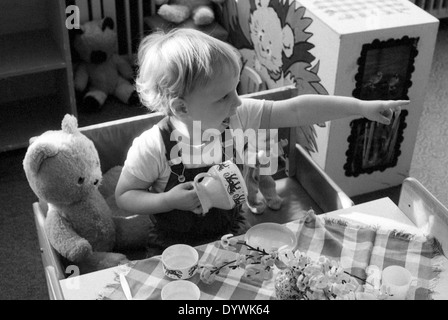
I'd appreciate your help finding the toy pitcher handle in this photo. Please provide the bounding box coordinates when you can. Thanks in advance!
[193,172,213,215]
[193,172,212,188]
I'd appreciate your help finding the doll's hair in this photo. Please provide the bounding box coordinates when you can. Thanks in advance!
[135,28,242,115]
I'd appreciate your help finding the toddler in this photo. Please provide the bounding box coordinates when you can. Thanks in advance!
[115,28,408,253]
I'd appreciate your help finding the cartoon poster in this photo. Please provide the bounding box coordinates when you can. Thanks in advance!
[221,0,329,154]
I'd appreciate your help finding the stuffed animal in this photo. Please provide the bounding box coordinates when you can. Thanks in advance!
[155,0,225,26]
[244,138,288,215]
[23,114,150,274]
[73,17,139,112]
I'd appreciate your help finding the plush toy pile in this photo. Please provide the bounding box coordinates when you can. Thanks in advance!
[23,114,151,274]
[73,17,139,112]
[155,0,225,26]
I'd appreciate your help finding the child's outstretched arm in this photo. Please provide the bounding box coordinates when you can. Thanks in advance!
[115,170,201,215]
[266,94,409,129]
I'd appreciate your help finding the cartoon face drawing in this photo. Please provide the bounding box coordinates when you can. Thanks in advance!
[238,0,326,95]
[249,0,294,81]
[224,0,330,154]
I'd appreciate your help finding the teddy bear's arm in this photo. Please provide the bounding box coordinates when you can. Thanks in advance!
[113,55,134,80]
[45,210,93,263]
[74,63,89,92]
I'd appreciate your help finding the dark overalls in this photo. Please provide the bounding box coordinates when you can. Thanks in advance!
[146,117,249,256]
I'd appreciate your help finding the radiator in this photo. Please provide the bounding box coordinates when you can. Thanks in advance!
[409,0,448,18]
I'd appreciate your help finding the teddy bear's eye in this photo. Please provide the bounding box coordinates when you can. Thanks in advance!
[78,177,85,185]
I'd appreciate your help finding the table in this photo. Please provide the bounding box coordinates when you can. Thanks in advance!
[60,197,448,300]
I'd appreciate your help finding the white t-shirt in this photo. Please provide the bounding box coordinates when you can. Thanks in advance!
[123,98,271,192]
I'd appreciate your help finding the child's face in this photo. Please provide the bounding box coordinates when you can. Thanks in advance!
[184,67,241,133]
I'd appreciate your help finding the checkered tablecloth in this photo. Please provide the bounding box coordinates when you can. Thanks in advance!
[99,210,443,300]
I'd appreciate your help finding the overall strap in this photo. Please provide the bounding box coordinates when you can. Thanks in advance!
[158,117,237,166]
[153,118,247,238]
[158,117,184,182]
[221,127,232,163]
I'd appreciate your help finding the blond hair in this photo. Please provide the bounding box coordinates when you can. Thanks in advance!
[136,29,242,115]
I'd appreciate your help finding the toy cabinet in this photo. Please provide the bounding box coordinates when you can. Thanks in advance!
[294,0,439,197]
[218,0,438,196]
[0,0,76,152]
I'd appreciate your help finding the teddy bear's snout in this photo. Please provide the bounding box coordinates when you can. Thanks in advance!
[90,50,107,64]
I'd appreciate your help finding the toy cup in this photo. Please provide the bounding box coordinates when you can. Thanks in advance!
[162,244,199,280]
[194,160,247,214]
[161,280,201,300]
[381,265,417,300]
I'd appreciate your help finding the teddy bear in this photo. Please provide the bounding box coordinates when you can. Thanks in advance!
[73,17,139,112]
[244,138,289,215]
[23,114,151,274]
[155,0,225,26]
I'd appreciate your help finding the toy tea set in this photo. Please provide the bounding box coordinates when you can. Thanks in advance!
[160,160,247,299]
[193,160,248,214]
[142,163,414,300]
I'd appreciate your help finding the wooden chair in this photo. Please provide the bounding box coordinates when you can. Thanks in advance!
[33,202,65,300]
[32,113,164,300]
[239,66,263,95]
[32,85,354,298]
[398,177,448,256]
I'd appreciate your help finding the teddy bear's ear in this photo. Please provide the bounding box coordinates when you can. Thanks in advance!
[280,139,289,147]
[24,142,59,175]
[61,114,79,134]
[102,17,114,31]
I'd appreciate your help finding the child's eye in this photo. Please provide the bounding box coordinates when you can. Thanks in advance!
[220,94,229,102]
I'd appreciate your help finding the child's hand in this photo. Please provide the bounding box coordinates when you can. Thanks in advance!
[361,100,409,125]
[166,182,202,213]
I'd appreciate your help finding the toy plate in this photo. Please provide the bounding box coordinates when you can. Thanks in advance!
[244,223,297,252]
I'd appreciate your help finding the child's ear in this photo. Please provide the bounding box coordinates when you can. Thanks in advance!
[170,98,188,117]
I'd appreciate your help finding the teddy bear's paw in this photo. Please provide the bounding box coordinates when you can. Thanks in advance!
[247,200,267,215]
[82,96,102,113]
[77,252,129,274]
[66,240,93,262]
[158,4,191,24]
[266,196,283,211]
[96,252,129,269]
[192,6,215,25]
